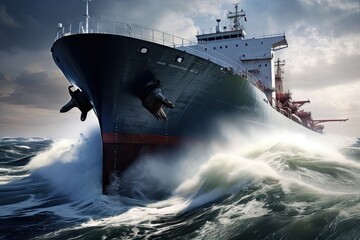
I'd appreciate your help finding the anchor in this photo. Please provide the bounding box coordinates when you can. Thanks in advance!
[60,86,93,121]
[140,79,175,120]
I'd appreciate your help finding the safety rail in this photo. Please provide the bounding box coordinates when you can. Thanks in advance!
[245,32,286,39]
[55,21,195,47]
[55,20,260,88]
[197,27,285,39]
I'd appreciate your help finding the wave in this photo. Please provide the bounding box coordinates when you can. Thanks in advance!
[111,127,359,198]
[25,130,102,200]
[1,127,360,239]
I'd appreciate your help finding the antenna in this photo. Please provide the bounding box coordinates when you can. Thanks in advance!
[227,3,246,31]
[84,0,91,33]
[216,19,221,33]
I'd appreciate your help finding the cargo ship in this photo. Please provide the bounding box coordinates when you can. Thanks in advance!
[51,1,347,193]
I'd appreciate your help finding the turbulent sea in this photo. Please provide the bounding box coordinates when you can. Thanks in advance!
[1,128,360,240]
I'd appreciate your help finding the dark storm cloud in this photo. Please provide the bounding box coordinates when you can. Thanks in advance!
[94,0,196,20]
[0,70,69,110]
[0,0,84,51]
[0,5,19,27]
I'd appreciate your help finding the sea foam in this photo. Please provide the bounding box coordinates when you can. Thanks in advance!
[26,128,102,199]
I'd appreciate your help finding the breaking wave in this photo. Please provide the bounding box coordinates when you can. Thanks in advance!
[1,127,360,239]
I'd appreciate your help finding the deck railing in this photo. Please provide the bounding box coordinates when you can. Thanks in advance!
[197,27,285,39]
[55,21,195,48]
[55,20,260,87]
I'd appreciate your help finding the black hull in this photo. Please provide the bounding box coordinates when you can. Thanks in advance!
[51,33,309,193]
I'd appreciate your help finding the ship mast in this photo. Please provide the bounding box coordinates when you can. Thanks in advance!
[84,0,91,33]
[227,3,246,31]
[275,58,285,92]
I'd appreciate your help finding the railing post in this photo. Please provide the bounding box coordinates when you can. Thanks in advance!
[79,22,85,33]
[127,24,131,37]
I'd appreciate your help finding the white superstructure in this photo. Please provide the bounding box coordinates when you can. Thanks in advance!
[189,4,288,101]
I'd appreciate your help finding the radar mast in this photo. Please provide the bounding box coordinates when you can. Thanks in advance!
[227,4,246,31]
[275,58,285,92]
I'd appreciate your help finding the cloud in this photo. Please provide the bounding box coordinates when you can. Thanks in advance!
[0,5,19,27]
[301,0,360,12]
[0,72,15,98]
[0,0,358,138]
[291,82,360,137]
[283,43,360,89]
[0,0,84,52]
[294,82,360,113]
[0,101,98,138]
[271,0,360,90]
[93,0,239,40]
[244,0,360,36]
[0,70,69,110]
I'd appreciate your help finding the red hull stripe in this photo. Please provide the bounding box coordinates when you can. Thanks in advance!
[102,133,182,145]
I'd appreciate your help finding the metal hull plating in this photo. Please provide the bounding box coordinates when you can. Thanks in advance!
[51,34,308,193]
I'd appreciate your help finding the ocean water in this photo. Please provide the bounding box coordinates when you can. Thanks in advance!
[1,128,360,240]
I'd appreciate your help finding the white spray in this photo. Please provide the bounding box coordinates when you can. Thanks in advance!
[26,128,102,200]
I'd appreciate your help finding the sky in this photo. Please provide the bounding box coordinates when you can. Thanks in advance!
[0,0,359,138]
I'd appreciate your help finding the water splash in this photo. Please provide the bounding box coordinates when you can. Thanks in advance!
[2,126,359,239]
[98,129,359,240]
[26,128,102,200]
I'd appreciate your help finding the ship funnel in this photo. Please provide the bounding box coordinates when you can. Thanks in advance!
[60,86,93,121]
